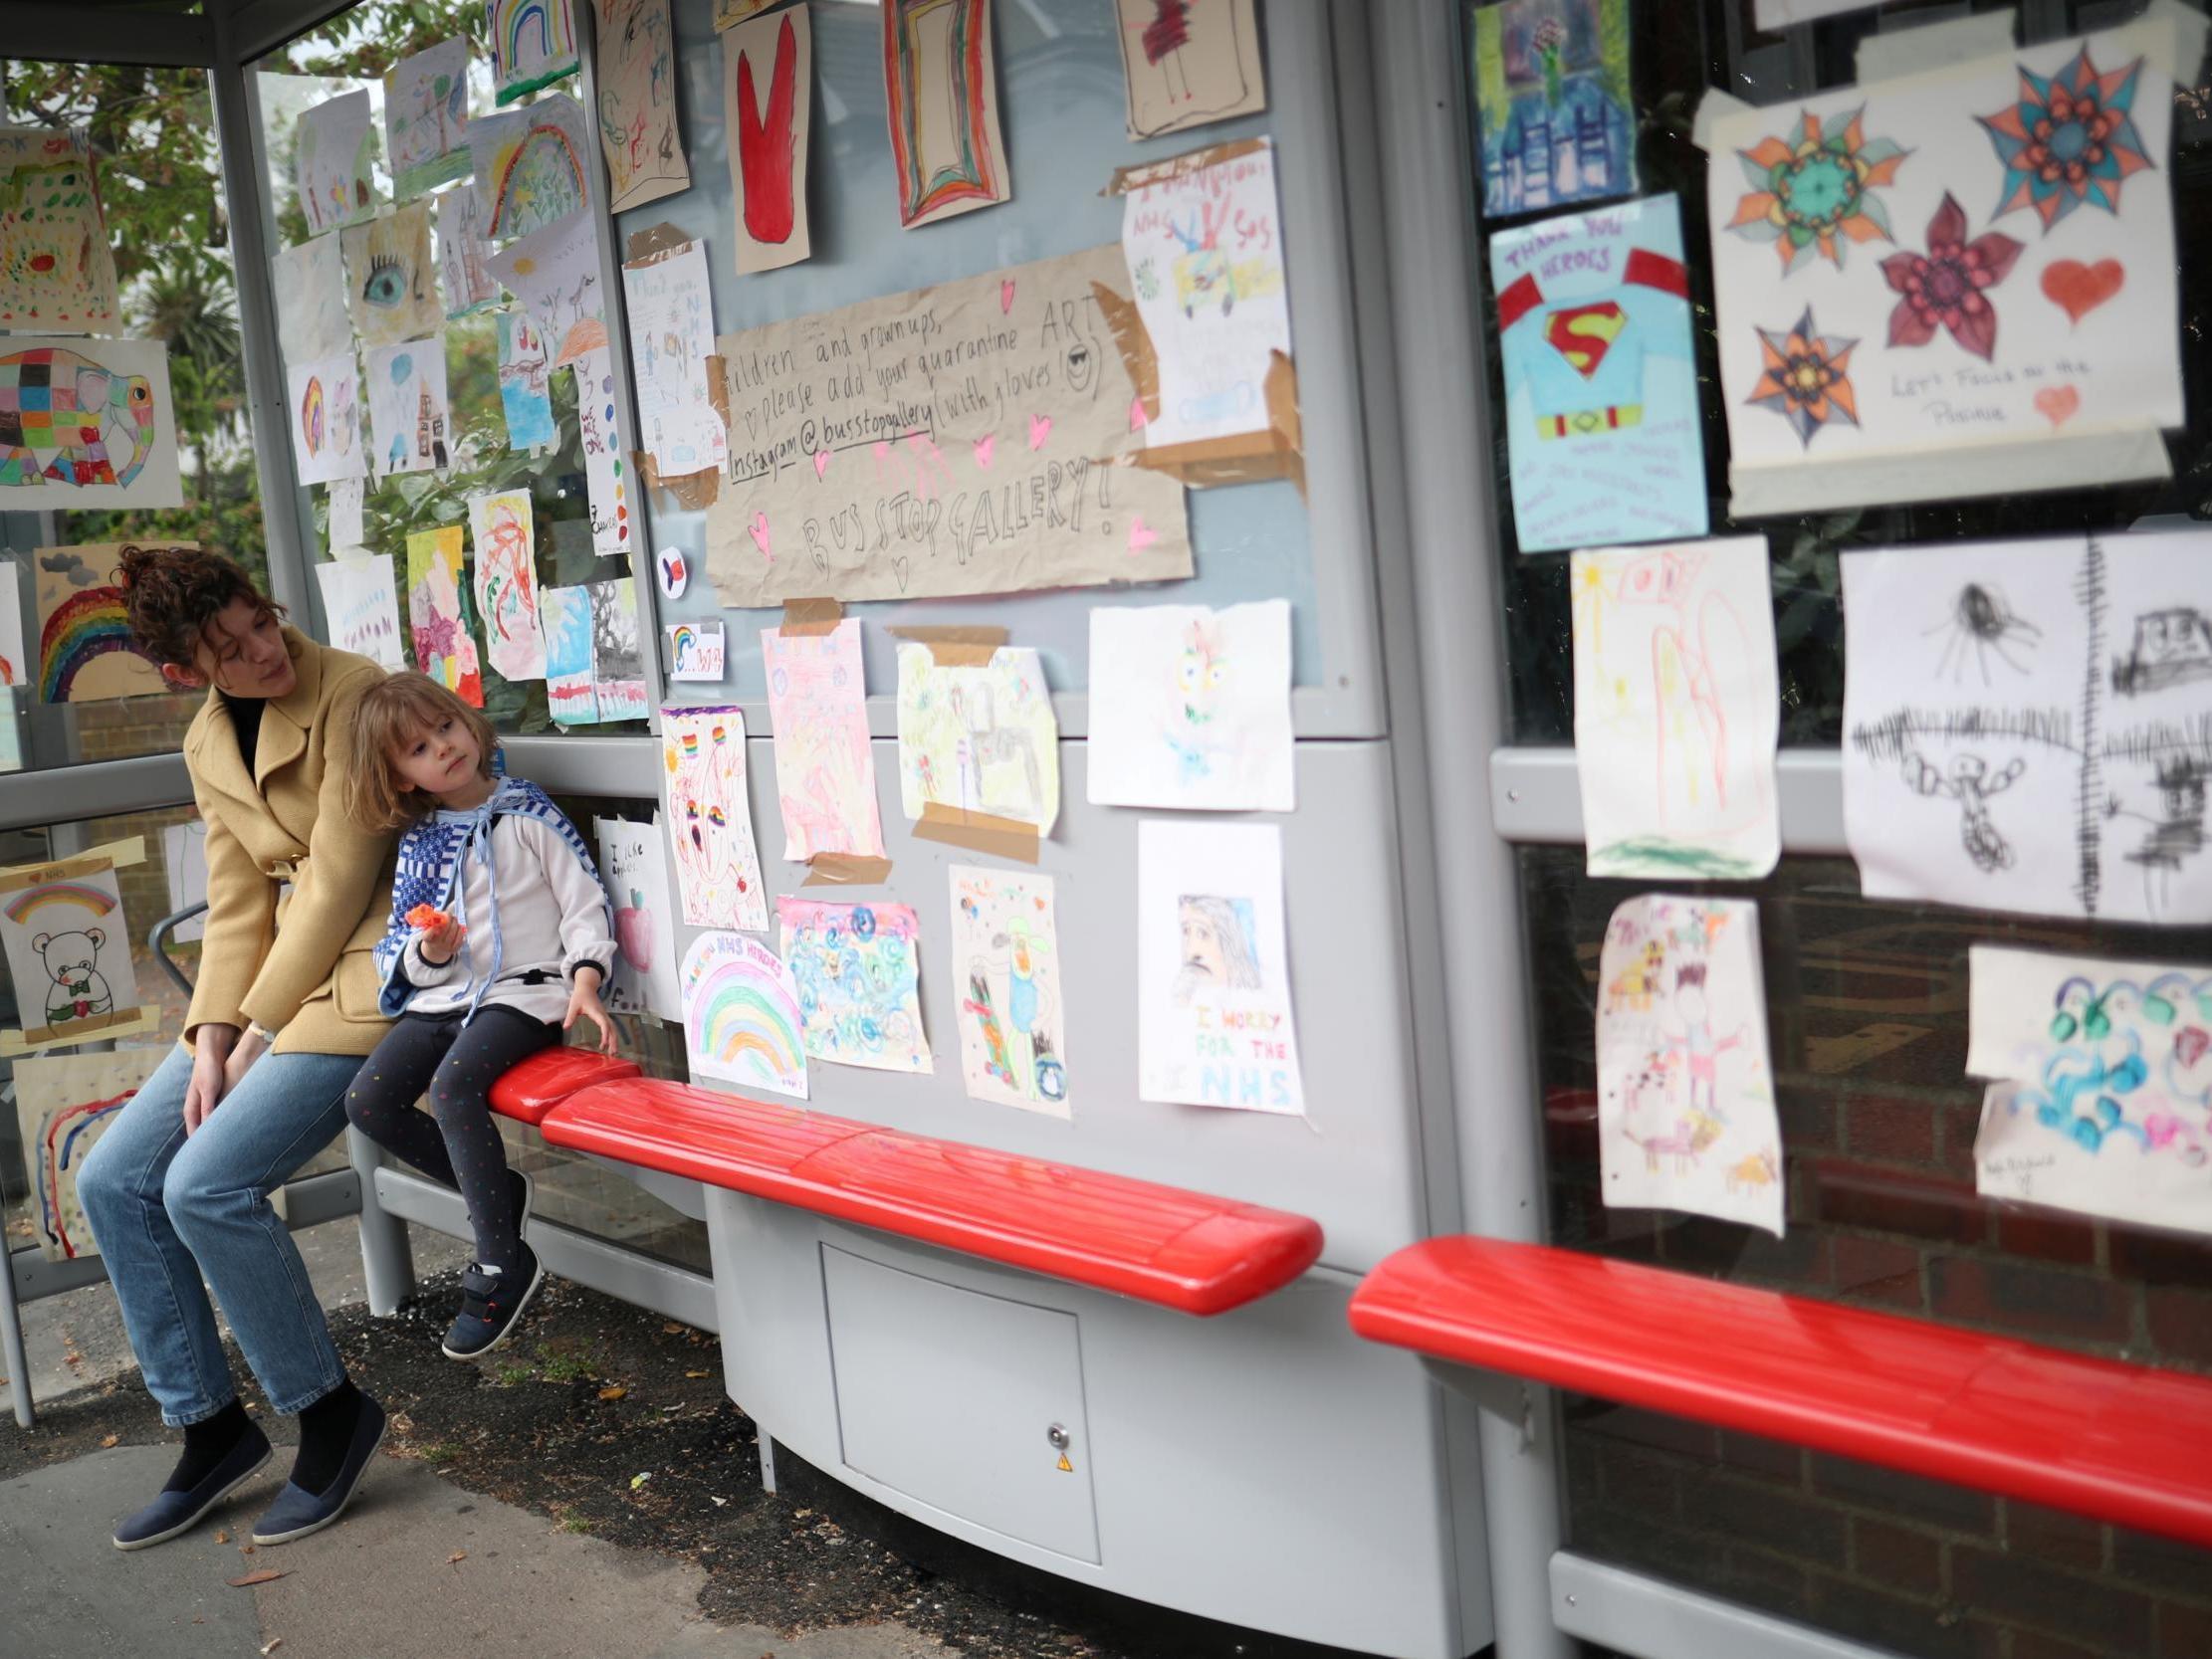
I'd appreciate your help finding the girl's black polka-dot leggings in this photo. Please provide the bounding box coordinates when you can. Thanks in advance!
[344,1005,559,1275]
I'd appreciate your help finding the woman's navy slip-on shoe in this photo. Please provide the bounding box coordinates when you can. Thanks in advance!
[249,1393,388,1547]
[112,1424,273,1551]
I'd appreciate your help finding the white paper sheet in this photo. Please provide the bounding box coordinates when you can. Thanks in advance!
[0,339,183,511]
[949,864,1069,1117]
[594,814,682,1020]
[285,353,366,487]
[0,841,156,1055]
[896,644,1059,838]
[316,553,405,670]
[762,619,884,862]
[1087,599,1292,811]
[592,0,691,214]
[16,1048,166,1260]
[384,36,473,198]
[162,821,207,942]
[434,186,500,318]
[1573,536,1780,880]
[621,239,728,479]
[571,346,633,556]
[1597,895,1783,1235]
[0,562,24,690]
[1967,943,2212,1236]
[1707,14,2187,515]
[272,233,352,367]
[471,94,594,239]
[661,705,769,932]
[487,212,608,369]
[1843,530,2212,923]
[295,91,378,236]
[1120,138,1290,450]
[1136,819,1304,1114]
[680,930,806,1097]
[668,620,726,681]
[364,336,453,478]
[328,476,367,553]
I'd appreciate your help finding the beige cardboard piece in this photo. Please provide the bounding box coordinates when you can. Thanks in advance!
[915,802,1039,865]
[779,597,844,636]
[802,853,896,887]
[889,624,1007,668]
[707,244,1191,604]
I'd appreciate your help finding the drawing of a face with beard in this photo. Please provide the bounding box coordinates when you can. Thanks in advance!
[1174,894,1262,1006]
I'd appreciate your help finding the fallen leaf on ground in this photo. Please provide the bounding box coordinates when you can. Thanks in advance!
[598,1384,627,1401]
[446,1551,467,1565]
[228,1569,288,1587]
[100,1433,119,1448]
[213,1531,230,1545]
[261,1639,284,1655]
[663,1322,684,1334]
[685,1369,710,1378]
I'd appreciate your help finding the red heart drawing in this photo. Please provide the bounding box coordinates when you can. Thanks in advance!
[2034,385,2081,428]
[1542,301,1628,380]
[2041,259,2123,323]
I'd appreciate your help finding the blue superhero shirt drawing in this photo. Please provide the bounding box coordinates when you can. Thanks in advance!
[1489,194,1709,555]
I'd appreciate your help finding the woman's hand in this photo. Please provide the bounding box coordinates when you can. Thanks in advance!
[417,913,467,965]
[222,1023,271,1099]
[563,968,619,1055]
[184,1024,238,1137]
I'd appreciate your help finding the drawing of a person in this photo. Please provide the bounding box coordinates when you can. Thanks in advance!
[1174,895,1263,1006]
[1663,962,1745,1119]
[1906,750,2025,873]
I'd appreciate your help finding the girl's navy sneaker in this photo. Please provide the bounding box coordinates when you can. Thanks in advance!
[441,1243,545,1360]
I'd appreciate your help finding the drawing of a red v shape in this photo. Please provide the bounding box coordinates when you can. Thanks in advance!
[739,14,799,245]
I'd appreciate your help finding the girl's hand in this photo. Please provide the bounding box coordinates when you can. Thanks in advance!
[184,1024,237,1137]
[563,970,618,1055]
[417,913,466,964]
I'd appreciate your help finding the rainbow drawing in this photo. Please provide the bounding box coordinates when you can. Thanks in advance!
[33,1088,132,1258]
[300,372,327,456]
[682,931,807,1099]
[491,0,580,104]
[39,583,155,703]
[6,880,118,926]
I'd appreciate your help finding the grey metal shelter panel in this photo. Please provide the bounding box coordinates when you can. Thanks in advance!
[625,0,1384,734]
[642,733,1427,1273]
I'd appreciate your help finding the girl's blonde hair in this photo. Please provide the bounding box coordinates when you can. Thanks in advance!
[347,671,498,830]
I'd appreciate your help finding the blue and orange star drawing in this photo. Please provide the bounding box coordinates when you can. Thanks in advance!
[1976,47,2153,232]
[1746,308,1859,450]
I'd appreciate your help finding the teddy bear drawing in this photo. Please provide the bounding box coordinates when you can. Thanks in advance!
[33,929,113,1028]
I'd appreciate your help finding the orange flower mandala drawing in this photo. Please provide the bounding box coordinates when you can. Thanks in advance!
[1747,308,1859,449]
[1728,107,1909,274]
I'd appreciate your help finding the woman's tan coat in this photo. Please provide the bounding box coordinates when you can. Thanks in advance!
[182,627,396,1057]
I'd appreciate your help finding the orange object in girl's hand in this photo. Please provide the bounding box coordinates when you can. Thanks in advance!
[405,903,454,932]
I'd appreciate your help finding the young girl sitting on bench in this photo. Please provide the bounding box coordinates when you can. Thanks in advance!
[344,673,619,1359]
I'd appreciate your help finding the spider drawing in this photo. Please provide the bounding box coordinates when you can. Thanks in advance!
[1925,582,2042,685]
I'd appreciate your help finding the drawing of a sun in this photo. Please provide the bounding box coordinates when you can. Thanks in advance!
[1925,581,2042,685]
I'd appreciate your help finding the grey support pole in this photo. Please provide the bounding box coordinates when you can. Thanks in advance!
[346,1128,416,1315]
[1368,5,1577,1657]
[2,1250,36,1428]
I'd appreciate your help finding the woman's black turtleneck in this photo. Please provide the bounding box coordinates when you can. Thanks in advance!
[222,692,265,775]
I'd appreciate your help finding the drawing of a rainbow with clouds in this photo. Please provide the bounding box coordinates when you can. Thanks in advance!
[681,929,808,1099]
[38,571,163,704]
[490,0,580,105]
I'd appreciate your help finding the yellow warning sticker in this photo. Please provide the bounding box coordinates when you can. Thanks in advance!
[1055,1453,1074,1473]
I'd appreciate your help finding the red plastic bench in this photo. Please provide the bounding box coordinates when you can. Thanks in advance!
[534,1078,1324,1316]
[490,1048,641,1126]
[1347,1235,2212,1551]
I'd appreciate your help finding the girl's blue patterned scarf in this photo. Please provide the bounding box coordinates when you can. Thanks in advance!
[371,774,607,1021]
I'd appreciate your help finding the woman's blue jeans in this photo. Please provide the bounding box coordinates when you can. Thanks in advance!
[76,1042,365,1426]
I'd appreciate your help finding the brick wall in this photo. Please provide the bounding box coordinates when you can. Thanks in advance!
[1526,848,2212,1659]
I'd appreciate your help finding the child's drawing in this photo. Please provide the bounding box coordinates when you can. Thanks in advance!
[1844,530,2212,923]
[491,0,581,104]
[434,186,499,318]
[668,620,726,682]
[471,94,592,239]
[384,36,472,198]
[1471,0,1635,218]
[15,1048,165,1260]
[1118,138,1289,451]
[0,125,120,332]
[497,309,557,451]
[0,840,157,1055]
[341,203,444,349]
[1572,537,1779,880]
[1707,14,2187,517]
[681,929,806,1098]
[1114,0,1266,141]
[660,705,769,932]
[272,232,351,365]
[1088,599,1292,811]
[468,488,547,683]
[295,90,378,237]
[315,553,404,670]
[1137,820,1303,1114]
[0,339,184,511]
[486,212,606,369]
[620,238,728,479]
[761,620,884,863]
[1969,944,2212,1236]
[896,643,1059,851]
[593,0,690,213]
[34,544,168,703]
[364,336,451,478]
[881,0,1009,229]
[950,865,1067,1117]
[724,1,811,272]
[1489,195,1707,554]
[539,582,596,725]
[403,524,483,707]
[285,352,365,488]
[572,345,631,554]
[594,814,682,1020]
[777,898,933,1075]
[587,575,647,722]
[1596,894,1781,1235]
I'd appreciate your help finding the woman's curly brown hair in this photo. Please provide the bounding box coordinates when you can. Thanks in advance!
[113,543,284,671]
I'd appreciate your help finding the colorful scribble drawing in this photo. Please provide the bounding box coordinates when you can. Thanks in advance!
[403,525,483,707]
[0,126,121,331]
[470,490,545,683]
[681,930,806,1098]
[660,705,769,932]
[1745,307,1859,448]
[0,346,154,492]
[881,0,1008,229]
[596,0,688,213]
[1727,106,1907,273]
[896,645,1060,835]
[1880,192,2022,360]
[777,899,932,1075]
[1977,46,2151,231]
[762,621,885,862]
[951,866,1067,1115]
[540,583,596,725]
[1596,895,1780,1233]
[1471,0,1635,218]
[2013,971,2210,1163]
[15,1051,163,1261]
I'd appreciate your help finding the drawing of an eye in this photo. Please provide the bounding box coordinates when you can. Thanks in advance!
[361,253,407,310]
